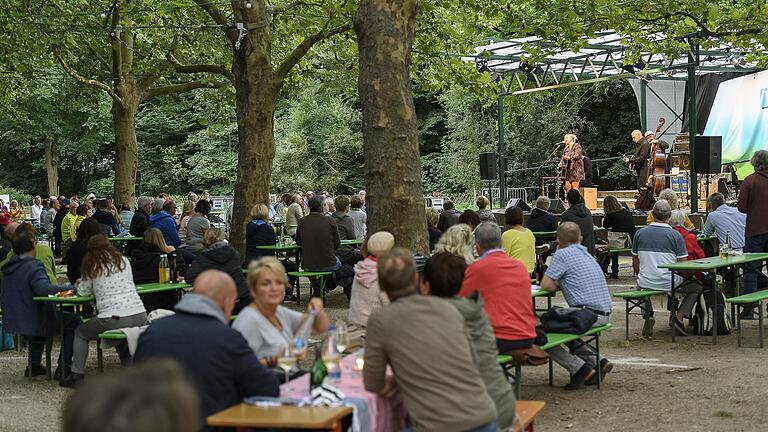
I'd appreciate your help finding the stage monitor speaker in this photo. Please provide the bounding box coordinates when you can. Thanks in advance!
[548,199,566,213]
[695,136,722,174]
[506,198,531,211]
[479,152,497,180]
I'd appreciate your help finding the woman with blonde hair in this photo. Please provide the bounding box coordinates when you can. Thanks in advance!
[177,200,196,245]
[646,189,694,229]
[559,133,585,192]
[233,257,329,364]
[435,223,476,263]
[186,228,250,314]
[9,200,24,222]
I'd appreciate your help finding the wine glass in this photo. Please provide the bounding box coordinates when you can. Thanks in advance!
[335,323,349,355]
[277,344,297,391]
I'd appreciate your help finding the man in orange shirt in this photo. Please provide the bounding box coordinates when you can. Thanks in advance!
[460,222,537,353]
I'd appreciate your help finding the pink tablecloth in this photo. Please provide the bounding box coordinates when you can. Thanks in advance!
[281,352,407,432]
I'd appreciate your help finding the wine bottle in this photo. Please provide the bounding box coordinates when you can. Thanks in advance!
[310,345,327,390]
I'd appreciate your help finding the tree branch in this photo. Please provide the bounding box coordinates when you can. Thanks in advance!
[166,52,235,85]
[275,22,352,80]
[267,1,322,14]
[54,48,124,107]
[143,80,228,100]
[192,0,236,43]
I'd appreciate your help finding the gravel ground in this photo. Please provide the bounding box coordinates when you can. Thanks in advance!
[2,257,767,431]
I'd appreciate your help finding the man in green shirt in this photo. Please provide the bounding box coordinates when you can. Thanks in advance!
[60,201,79,256]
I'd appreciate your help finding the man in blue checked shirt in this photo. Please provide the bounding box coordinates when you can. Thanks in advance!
[541,222,613,390]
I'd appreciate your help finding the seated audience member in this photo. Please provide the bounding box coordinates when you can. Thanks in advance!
[134,270,279,423]
[129,196,153,237]
[273,193,290,219]
[526,196,558,240]
[476,196,494,222]
[0,220,13,261]
[646,188,695,229]
[436,200,461,232]
[560,189,596,255]
[177,201,196,246]
[501,206,536,274]
[129,228,186,312]
[331,195,356,241]
[364,248,498,432]
[186,228,250,315]
[541,222,614,389]
[420,252,516,429]
[633,200,701,337]
[151,197,165,216]
[65,235,147,387]
[426,207,442,252]
[458,209,481,230]
[65,219,102,284]
[324,197,335,216]
[0,231,79,378]
[704,192,746,249]
[296,197,341,297]
[670,210,705,262]
[348,231,395,329]
[0,223,57,284]
[348,195,367,240]
[233,257,329,363]
[118,204,134,232]
[9,200,23,222]
[43,198,59,238]
[92,199,120,236]
[601,195,636,278]
[64,359,199,432]
[185,200,212,253]
[61,200,79,254]
[435,223,476,263]
[285,194,304,237]
[460,222,537,353]
[245,204,278,263]
[72,203,90,242]
[150,200,181,248]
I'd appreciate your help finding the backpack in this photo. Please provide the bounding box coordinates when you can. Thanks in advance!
[690,290,732,336]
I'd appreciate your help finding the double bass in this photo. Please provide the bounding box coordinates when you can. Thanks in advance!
[634,118,667,210]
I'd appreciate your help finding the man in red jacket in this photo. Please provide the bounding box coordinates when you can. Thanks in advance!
[737,149,768,319]
[460,222,537,353]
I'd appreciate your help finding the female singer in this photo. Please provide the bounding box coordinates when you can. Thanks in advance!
[559,133,585,192]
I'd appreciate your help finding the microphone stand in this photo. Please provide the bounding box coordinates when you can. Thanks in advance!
[538,142,563,199]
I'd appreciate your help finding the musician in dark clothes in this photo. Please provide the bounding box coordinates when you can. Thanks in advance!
[625,130,651,192]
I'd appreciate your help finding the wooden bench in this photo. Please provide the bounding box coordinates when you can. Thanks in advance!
[726,290,768,348]
[287,271,333,303]
[498,324,612,397]
[613,290,667,340]
[514,400,546,432]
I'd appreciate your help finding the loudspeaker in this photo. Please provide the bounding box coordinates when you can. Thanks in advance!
[506,198,531,211]
[548,199,566,213]
[479,152,497,180]
[694,136,722,174]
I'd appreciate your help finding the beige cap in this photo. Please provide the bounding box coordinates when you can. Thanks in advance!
[644,130,655,137]
[367,231,395,257]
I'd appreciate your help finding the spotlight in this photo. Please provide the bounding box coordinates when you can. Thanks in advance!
[519,62,534,74]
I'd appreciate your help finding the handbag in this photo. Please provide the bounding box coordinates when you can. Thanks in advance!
[607,231,630,249]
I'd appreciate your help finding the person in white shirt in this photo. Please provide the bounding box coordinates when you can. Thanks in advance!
[64,235,147,387]
[30,196,44,223]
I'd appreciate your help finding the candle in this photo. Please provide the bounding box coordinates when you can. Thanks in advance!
[354,357,365,371]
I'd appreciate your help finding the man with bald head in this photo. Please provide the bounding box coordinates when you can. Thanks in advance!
[541,222,613,389]
[134,270,279,425]
[624,129,652,191]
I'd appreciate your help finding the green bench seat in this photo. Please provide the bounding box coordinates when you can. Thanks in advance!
[497,324,612,396]
[726,291,768,348]
[97,331,128,373]
[614,290,667,340]
[287,271,333,304]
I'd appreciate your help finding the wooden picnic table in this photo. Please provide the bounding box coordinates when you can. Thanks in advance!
[658,253,768,344]
[207,405,352,431]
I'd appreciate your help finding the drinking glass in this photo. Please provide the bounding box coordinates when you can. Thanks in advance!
[335,323,349,355]
[277,344,297,391]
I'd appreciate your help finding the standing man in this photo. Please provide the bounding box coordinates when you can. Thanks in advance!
[737,150,768,319]
[30,196,44,224]
[364,248,498,432]
[60,201,79,257]
[624,130,651,192]
[541,222,614,389]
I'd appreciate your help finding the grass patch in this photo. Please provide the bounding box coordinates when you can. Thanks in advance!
[714,410,734,418]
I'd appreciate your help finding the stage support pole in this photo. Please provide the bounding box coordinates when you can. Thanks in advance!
[497,94,507,209]
[687,41,700,213]
[640,79,648,132]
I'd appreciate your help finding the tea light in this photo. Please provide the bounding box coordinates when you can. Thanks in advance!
[354,357,365,371]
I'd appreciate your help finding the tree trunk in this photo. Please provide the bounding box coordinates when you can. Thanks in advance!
[355,0,428,254]
[44,136,59,197]
[112,81,141,207]
[227,2,279,256]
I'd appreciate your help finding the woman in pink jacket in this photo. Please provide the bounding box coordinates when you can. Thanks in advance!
[348,231,395,329]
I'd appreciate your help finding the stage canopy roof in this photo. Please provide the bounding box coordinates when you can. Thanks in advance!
[461,30,764,94]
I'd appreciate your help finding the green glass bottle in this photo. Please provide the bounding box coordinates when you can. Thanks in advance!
[310,344,327,390]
